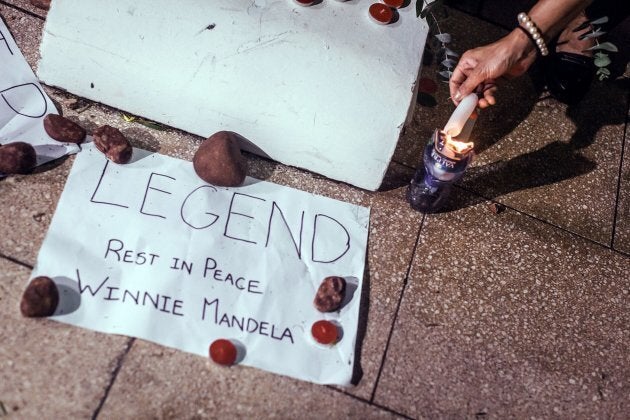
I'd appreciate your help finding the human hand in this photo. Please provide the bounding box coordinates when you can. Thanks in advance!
[449,29,537,108]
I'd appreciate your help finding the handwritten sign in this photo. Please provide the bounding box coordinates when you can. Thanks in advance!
[0,16,78,169]
[31,144,370,385]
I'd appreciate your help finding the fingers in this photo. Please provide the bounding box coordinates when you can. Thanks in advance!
[485,85,498,106]
[449,54,476,104]
[456,69,488,104]
[450,48,503,107]
[451,63,488,105]
[477,84,497,108]
[449,70,464,104]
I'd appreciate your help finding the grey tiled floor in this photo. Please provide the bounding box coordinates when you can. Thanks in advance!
[1,1,629,418]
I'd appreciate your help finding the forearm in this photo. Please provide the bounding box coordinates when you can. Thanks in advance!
[527,0,594,42]
[449,0,594,105]
[502,0,593,68]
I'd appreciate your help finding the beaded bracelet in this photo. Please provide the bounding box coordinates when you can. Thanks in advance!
[517,12,549,56]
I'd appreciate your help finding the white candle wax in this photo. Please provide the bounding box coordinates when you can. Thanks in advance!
[443,93,478,137]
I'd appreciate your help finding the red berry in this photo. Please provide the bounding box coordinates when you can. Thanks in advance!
[311,320,338,345]
[209,339,237,366]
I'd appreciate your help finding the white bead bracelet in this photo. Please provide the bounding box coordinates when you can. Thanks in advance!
[517,12,549,57]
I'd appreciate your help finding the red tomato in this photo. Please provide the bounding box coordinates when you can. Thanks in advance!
[311,320,338,345]
[209,339,237,366]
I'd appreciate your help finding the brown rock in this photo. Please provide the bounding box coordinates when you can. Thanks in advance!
[193,131,247,187]
[314,276,346,312]
[93,125,133,164]
[20,276,59,317]
[43,114,86,144]
[30,0,51,10]
[0,142,36,174]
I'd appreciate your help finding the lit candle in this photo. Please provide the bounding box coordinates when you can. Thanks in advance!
[369,3,393,25]
[443,93,478,137]
[382,0,404,8]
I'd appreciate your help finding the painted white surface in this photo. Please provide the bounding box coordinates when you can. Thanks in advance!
[38,0,428,190]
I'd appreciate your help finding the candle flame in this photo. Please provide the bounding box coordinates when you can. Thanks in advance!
[444,134,474,155]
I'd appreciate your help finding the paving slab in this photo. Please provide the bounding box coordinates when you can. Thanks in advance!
[0,2,424,401]
[98,339,402,419]
[0,97,422,401]
[462,83,628,247]
[395,8,627,247]
[613,96,630,254]
[0,156,73,265]
[0,4,44,66]
[0,257,132,418]
[374,188,630,419]
[0,0,46,20]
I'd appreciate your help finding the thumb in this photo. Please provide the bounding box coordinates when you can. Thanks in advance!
[455,69,485,101]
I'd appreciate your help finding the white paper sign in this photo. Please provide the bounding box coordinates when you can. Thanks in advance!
[0,16,78,169]
[31,144,370,385]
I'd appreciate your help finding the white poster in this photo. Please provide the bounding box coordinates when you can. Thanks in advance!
[31,144,370,385]
[0,16,78,169]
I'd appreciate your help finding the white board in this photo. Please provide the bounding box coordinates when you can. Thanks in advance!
[37,0,429,190]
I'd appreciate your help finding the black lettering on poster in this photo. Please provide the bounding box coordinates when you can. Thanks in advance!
[265,201,304,259]
[140,172,176,219]
[0,29,14,55]
[90,160,130,208]
[0,83,47,118]
[180,185,220,229]
[311,214,350,264]
[224,192,266,244]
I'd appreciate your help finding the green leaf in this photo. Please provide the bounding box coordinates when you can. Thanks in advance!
[597,67,611,76]
[137,119,167,131]
[572,16,608,33]
[441,58,457,68]
[586,42,618,53]
[438,70,453,80]
[442,47,460,58]
[122,112,167,131]
[594,53,611,67]
[591,16,609,25]
[580,28,606,40]
[420,0,443,19]
[434,33,452,43]
[416,0,423,17]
